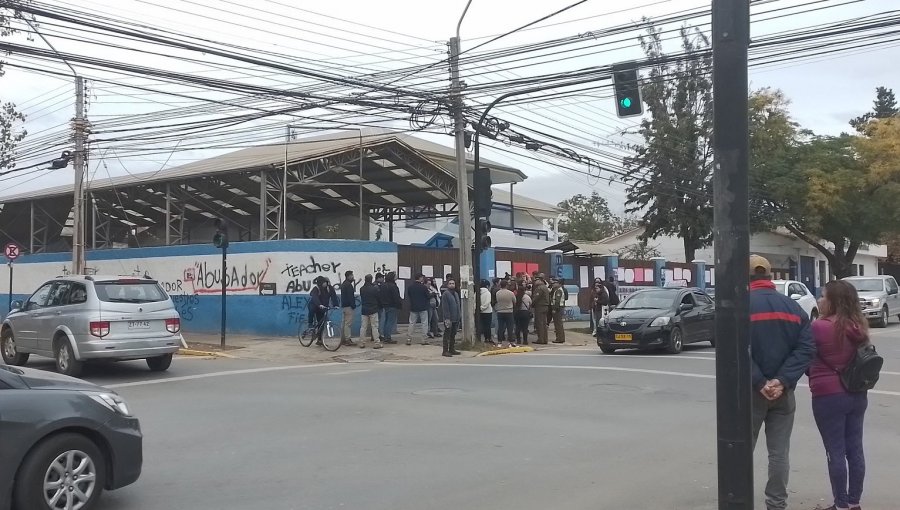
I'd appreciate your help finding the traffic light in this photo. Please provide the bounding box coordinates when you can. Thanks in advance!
[473,168,492,218]
[612,62,642,118]
[212,219,229,249]
[476,217,492,249]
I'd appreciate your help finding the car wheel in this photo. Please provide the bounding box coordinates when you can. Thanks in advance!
[1,328,29,365]
[600,345,617,354]
[810,308,819,321]
[146,353,173,372]
[666,327,684,354]
[55,340,84,377]
[14,433,106,510]
[878,307,889,328]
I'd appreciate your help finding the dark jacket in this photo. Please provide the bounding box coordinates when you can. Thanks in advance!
[359,283,381,316]
[308,286,337,313]
[604,281,620,306]
[441,289,461,323]
[340,280,356,309]
[379,281,402,309]
[749,280,815,391]
[407,280,430,313]
[532,281,550,309]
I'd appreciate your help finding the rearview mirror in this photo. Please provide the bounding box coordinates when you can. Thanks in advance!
[790,294,802,301]
[679,303,694,312]
[9,300,22,312]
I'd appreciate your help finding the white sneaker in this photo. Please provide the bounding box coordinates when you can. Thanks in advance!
[406,338,412,346]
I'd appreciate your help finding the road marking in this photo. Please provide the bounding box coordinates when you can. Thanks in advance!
[103,363,336,389]
[326,369,371,376]
[382,362,900,397]
[531,353,718,362]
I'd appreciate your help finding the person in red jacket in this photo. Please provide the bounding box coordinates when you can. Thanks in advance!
[809,280,870,510]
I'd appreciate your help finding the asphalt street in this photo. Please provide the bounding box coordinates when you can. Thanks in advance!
[37,323,900,510]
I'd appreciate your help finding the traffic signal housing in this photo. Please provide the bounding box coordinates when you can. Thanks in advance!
[612,63,642,118]
[476,217,492,250]
[212,219,229,249]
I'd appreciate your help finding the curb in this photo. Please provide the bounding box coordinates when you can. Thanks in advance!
[177,348,235,358]
[475,346,535,357]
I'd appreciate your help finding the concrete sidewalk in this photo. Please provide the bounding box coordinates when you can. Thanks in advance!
[180,322,594,364]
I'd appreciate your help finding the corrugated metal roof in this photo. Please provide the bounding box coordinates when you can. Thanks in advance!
[491,188,562,216]
[0,128,526,203]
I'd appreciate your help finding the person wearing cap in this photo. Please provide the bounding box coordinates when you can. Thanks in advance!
[749,254,815,510]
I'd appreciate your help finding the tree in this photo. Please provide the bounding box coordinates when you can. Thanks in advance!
[1,3,28,171]
[623,25,714,262]
[616,239,662,261]
[849,86,898,131]
[556,192,621,241]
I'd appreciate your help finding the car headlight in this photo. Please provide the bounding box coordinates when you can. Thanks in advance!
[650,316,671,327]
[85,392,132,416]
[870,298,881,306]
[597,317,607,327]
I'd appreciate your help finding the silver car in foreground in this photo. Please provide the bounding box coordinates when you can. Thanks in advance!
[1,275,184,376]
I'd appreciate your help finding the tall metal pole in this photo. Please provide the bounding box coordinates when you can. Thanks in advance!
[73,76,86,275]
[712,0,753,508]
[450,36,475,346]
[221,244,227,347]
[359,130,365,240]
[283,125,290,240]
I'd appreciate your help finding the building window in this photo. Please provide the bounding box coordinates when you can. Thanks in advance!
[859,264,865,276]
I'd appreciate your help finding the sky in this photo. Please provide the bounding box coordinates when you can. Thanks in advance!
[1,0,898,213]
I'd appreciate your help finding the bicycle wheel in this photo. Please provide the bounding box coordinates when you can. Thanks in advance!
[321,321,342,351]
[298,321,315,347]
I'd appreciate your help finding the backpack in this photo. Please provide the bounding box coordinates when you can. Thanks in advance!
[820,343,883,393]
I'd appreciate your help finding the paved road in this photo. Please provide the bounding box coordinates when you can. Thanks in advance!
[39,323,900,510]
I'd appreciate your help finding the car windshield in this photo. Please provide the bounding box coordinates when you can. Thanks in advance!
[94,281,168,303]
[619,290,677,310]
[774,283,786,294]
[847,279,884,292]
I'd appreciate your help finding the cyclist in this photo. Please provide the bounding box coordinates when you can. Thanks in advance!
[308,276,339,345]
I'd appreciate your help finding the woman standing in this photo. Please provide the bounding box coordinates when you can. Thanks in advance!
[809,280,870,510]
[514,282,533,345]
[478,279,495,345]
[426,278,441,339]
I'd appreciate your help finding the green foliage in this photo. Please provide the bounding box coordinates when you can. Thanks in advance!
[623,24,714,262]
[1,3,28,170]
[850,86,898,131]
[556,192,624,241]
[616,239,662,261]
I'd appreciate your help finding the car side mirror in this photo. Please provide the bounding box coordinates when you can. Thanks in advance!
[790,293,802,301]
[10,300,23,312]
[679,303,694,312]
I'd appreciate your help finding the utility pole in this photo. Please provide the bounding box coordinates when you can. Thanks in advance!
[712,0,753,509]
[450,36,474,345]
[72,76,86,275]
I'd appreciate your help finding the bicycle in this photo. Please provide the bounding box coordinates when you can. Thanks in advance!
[298,307,342,351]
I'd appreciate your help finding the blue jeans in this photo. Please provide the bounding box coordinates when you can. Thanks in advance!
[380,308,398,340]
[813,392,868,508]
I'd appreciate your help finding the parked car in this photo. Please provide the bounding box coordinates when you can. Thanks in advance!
[1,276,184,377]
[843,275,900,328]
[596,287,715,354]
[0,363,142,510]
[773,280,818,320]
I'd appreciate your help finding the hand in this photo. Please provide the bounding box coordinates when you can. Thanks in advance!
[761,379,784,400]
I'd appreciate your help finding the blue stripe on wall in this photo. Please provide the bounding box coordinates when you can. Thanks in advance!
[1,239,397,265]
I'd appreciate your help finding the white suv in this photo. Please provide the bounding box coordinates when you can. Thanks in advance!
[773,280,818,320]
[843,275,900,328]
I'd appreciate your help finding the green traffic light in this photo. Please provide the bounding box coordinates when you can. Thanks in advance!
[620,97,633,109]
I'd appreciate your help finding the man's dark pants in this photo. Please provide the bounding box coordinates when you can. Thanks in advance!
[752,390,796,510]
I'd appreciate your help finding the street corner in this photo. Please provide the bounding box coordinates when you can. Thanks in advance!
[475,346,535,357]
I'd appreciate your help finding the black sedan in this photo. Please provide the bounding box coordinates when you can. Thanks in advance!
[0,365,142,510]
[596,287,715,354]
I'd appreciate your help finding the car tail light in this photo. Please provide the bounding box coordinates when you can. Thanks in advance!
[166,318,181,333]
[90,321,110,338]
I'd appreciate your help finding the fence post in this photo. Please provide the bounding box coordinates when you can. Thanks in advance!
[693,259,707,290]
[651,257,667,287]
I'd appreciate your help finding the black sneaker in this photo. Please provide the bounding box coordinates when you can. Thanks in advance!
[383,338,398,344]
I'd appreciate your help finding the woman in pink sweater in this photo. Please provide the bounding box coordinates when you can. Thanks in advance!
[809,280,870,510]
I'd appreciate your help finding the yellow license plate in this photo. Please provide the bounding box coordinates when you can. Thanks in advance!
[614,333,633,342]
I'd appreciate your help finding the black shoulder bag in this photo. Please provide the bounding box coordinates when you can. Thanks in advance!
[818,342,884,393]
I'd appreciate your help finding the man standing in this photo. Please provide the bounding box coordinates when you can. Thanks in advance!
[441,278,462,357]
[531,276,550,344]
[358,274,381,349]
[340,271,356,347]
[604,275,620,309]
[749,254,815,510]
[375,273,386,341]
[549,279,567,344]
[494,280,516,347]
[407,273,430,346]
[379,272,402,344]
